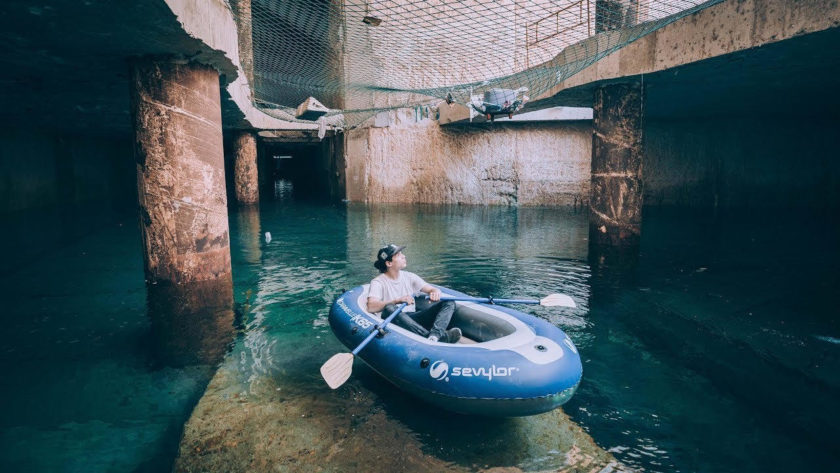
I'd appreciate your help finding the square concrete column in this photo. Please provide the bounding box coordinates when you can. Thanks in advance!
[130,57,232,285]
[233,131,259,204]
[589,82,643,247]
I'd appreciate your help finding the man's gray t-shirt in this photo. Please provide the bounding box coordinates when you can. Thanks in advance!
[368,271,426,313]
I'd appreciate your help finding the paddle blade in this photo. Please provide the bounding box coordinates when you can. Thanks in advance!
[539,294,577,308]
[320,353,355,389]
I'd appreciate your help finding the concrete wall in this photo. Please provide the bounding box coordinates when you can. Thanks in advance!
[0,130,134,214]
[344,109,840,209]
[0,129,136,275]
[644,117,840,209]
[344,110,591,206]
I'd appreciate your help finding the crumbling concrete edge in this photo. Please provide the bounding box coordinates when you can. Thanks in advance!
[164,0,318,131]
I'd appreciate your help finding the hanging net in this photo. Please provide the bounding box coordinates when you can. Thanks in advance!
[230,0,722,128]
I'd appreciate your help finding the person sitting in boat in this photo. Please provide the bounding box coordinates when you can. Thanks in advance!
[367,244,461,343]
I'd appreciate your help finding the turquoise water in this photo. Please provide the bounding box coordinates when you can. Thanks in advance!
[1,201,838,472]
[0,211,215,472]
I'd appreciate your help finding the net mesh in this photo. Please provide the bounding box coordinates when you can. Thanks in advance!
[230,0,722,128]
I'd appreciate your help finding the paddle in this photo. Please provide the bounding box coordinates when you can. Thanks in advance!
[320,302,408,389]
[418,293,576,308]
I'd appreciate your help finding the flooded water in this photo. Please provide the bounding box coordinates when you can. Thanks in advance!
[1,201,838,472]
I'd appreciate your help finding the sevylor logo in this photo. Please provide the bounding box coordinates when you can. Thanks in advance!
[429,360,449,380]
[429,360,519,382]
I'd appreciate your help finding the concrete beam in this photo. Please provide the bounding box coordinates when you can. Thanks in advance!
[529,0,840,110]
[257,130,331,143]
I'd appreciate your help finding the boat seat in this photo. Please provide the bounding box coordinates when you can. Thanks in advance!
[451,303,516,343]
[414,293,516,342]
[357,288,524,346]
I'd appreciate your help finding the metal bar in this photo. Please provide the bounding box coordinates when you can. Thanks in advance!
[351,303,407,356]
[525,0,587,47]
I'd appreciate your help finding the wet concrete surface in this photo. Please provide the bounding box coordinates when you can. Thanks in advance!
[173,358,629,473]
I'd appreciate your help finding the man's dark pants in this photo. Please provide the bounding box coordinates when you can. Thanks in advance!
[382,301,456,339]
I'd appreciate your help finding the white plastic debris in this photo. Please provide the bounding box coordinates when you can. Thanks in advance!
[318,117,326,140]
[265,232,272,243]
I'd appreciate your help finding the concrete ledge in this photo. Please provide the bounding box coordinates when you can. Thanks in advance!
[529,0,840,108]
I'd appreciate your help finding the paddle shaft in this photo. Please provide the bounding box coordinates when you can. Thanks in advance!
[444,295,540,305]
[351,302,407,356]
[418,294,541,305]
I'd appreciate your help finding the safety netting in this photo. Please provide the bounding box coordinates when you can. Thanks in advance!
[229,0,723,128]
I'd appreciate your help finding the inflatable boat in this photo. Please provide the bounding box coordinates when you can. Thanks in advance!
[470,88,528,121]
[327,285,582,417]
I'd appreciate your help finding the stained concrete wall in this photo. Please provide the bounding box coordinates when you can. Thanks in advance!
[345,110,591,205]
[0,130,134,214]
[0,129,136,275]
[347,103,840,209]
[644,117,840,209]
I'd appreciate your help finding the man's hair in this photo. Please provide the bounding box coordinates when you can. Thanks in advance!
[374,258,388,273]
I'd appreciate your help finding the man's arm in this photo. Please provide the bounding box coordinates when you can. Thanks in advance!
[420,285,442,302]
[367,295,414,313]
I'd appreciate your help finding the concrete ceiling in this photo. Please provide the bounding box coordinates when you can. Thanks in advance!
[1,1,837,137]
[0,0,244,136]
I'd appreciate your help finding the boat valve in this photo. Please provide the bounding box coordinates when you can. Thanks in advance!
[420,358,430,368]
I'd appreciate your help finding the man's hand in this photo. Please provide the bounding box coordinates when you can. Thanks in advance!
[368,295,414,314]
[428,288,442,302]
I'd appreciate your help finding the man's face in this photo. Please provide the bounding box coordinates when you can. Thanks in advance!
[388,251,407,270]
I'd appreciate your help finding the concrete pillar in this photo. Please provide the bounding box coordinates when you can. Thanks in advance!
[589,82,643,248]
[129,57,231,285]
[233,131,259,204]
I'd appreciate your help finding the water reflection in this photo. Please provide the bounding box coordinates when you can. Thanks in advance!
[174,203,613,472]
[146,277,235,368]
[0,219,237,473]
[587,240,640,302]
[176,202,840,473]
[233,205,262,266]
[564,208,840,472]
[346,204,590,298]
[273,179,293,200]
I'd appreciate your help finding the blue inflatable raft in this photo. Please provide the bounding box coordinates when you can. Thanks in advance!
[328,285,583,417]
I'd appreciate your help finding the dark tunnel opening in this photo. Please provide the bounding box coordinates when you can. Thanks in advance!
[257,136,344,203]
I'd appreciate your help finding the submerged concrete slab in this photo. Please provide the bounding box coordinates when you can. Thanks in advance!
[173,358,630,473]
